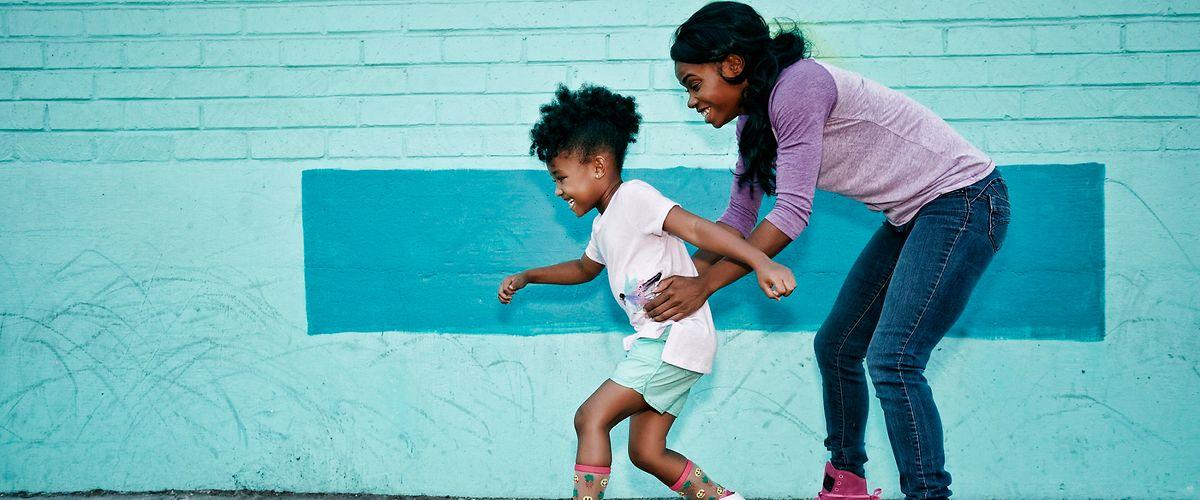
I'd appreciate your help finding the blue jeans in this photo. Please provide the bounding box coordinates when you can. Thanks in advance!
[814,170,1010,500]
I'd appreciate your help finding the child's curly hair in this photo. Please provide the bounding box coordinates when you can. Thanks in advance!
[529,84,641,170]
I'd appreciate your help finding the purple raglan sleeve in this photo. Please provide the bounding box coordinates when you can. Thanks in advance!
[761,60,837,240]
[716,118,765,238]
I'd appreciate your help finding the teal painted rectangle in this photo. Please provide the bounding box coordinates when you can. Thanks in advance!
[301,164,1104,340]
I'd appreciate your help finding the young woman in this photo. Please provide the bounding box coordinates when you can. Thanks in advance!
[643,2,1011,499]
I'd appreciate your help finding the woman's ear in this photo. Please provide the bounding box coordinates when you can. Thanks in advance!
[720,54,745,79]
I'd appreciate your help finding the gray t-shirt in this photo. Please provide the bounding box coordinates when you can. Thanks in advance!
[718,58,996,239]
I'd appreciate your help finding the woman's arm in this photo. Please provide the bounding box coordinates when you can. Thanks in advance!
[662,206,795,299]
[645,219,792,321]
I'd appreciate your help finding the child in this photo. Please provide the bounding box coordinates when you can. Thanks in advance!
[498,84,797,500]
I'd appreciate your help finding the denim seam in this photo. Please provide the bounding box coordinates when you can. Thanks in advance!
[896,188,972,498]
[833,265,894,460]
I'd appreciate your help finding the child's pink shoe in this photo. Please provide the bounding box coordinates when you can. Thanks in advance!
[815,462,882,500]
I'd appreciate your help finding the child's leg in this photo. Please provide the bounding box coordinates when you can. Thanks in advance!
[573,379,652,500]
[628,410,740,499]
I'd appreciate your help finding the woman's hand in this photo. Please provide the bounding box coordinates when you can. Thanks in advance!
[644,275,711,322]
[756,261,796,300]
[497,272,528,304]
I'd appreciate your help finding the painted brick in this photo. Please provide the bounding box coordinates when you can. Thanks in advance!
[11,133,93,161]
[438,95,519,124]
[608,29,674,60]
[249,129,326,159]
[407,66,487,93]
[203,98,357,128]
[572,62,650,90]
[947,25,1033,55]
[174,131,247,159]
[488,0,649,29]
[95,134,172,161]
[16,72,91,99]
[1164,120,1200,149]
[168,69,250,98]
[486,64,571,93]
[0,135,14,162]
[0,103,44,130]
[246,67,406,97]
[1023,87,1199,119]
[642,124,735,155]
[281,38,360,66]
[816,27,941,61]
[400,3,490,30]
[405,0,647,30]
[405,127,483,156]
[162,9,241,35]
[631,91,702,123]
[902,89,1021,119]
[203,40,280,67]
[8,10,84,36]
[985,122,1077,152]
[1071,121,1171,151]
[1126,21,1200,52]
[95,70,174,98]
[0,73,15,100]
[1110,87,1200,117]
[84,10,162,36]
[986,54,1167,86]
[0,42,42,68]
[48,101,123,130]
[45,42,123,68]
[652,63,683,90]
[480,125,534,156]
[124,101,200,129]
[831,57,990,87]
[517,93,555,123]
[443,36,521,63]
[360,96,436,126]
[1033,23,1122,53]
[363,36,441,64]
[323,5,406,33]
[125,41,203,68]
[861,26,945,57]
[245,7,323,34]
[327,128,405,157]
[526,34,606,62]
[1166,54,1200,83]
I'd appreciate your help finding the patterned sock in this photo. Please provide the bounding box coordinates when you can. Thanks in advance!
[573,464,611,500]
[670,460,736,499]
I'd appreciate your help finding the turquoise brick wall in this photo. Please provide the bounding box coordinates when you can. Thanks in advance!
[1,1,1197,498]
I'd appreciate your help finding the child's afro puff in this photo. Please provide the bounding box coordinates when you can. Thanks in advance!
[529,84,641,169]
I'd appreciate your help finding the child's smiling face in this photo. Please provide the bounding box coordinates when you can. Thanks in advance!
[548,151,611,217]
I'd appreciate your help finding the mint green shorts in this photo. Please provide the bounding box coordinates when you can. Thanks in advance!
[610,331,703,416]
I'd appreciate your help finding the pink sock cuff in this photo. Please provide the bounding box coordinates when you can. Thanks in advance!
[574,464,611,474]
[670,460,695,491]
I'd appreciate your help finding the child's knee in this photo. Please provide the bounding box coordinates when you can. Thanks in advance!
[574,404,602,434]
[627,441,665,471]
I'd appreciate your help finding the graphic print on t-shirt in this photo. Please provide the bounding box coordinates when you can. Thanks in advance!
[619,271,662,315]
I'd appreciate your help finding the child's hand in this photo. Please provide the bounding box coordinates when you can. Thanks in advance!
[756,261,796,300]
[497,272,529,304]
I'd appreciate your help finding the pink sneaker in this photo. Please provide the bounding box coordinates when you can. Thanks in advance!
[815,462,882,500]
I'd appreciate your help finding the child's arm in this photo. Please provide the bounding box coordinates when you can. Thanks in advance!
[662,206,796,300]
[689,222,744,273]
[497,254,604,304]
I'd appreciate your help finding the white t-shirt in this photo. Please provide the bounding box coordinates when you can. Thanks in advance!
[584,180,717,374]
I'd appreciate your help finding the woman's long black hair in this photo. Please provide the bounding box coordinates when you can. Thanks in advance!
[670,1,809,195]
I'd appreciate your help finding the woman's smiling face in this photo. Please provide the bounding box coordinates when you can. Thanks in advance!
[674,55,748,128]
